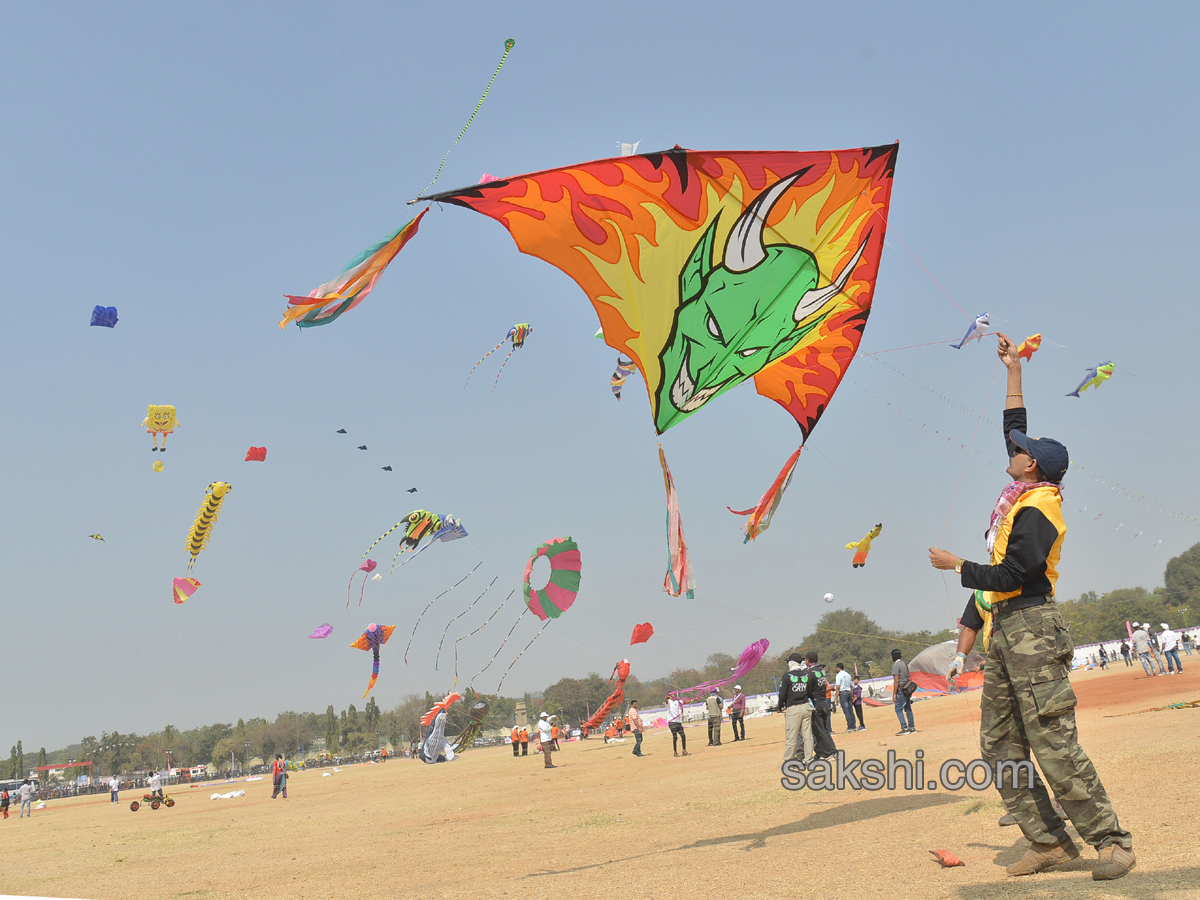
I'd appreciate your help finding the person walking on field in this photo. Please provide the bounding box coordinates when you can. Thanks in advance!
[778,653,813,764]
[1131,625,1157,677]
[666,694,689,757]
[705,689,723,746]
[511,726,520,757]
[18,780,33,818]
[835,663,856,733]
[629,700,645,757]
[1,788,10,819]
[891,650,916,735]
[1158,624,1183,674]
[729,685,747,741]
[109,774,120,804]
[1120,639,1132,667]
[1097,646,1108,670]
[932,332,1134,881]
[538,713,556,769]
[270,754,288,799]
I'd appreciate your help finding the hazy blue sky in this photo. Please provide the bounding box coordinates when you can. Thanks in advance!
[3,2,1198,751]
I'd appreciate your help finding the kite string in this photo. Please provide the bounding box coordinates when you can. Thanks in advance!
[453,588,516,688]
[412,38,515,201]
[404,563,481,665]
[471,608,528,688]
[863,199,970,322]
[490,344,519,391]
[434,576,497,670]
[494,619,551,694]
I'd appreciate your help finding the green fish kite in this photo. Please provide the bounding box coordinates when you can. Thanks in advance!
[1067,361,1114,397]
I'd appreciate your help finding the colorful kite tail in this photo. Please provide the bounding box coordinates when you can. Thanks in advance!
[404,564,480,665]
[490,344,522,392]
[471,607,527,687]
[435,576,496,670]
[727,445,802,542]
[347,571,369,609]
[464,338,507,389]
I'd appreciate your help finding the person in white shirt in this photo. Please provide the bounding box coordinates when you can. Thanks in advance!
[538,713,556,769]
[834,663,856,733]
[147,770,163,800]
[665,694,689,757]
[1158,624,1182,674]
[109,775,120,804]
[1131,625,1157,677]
[18,780,34,818]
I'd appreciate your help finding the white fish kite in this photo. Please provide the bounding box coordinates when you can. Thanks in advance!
[951,313,990,349]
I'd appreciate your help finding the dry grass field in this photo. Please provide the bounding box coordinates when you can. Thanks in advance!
[3,664,1198,900]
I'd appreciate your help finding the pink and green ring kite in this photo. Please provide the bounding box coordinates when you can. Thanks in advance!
[523,537,581,620]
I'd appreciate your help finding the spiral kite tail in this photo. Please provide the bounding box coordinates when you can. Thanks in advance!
[491,345,519,392]
[494,618,550,693]
[464,339,506,389]
[364,521,403,558]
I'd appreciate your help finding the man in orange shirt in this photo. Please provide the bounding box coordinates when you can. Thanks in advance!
[518,726,529,756]
[511,726,520,757]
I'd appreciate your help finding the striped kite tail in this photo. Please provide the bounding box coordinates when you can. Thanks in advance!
[465,338,507,389]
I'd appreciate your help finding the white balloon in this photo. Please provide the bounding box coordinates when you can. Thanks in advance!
[823,593,834,603]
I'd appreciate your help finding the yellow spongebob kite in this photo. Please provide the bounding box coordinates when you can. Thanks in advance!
[143,405,180,452]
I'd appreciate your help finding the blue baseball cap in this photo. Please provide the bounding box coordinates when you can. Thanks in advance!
[1009,430,1069,482]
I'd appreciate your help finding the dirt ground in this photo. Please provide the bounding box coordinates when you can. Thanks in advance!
[2,663,1198,900]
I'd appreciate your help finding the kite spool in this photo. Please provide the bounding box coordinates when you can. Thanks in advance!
[523,537,581,620]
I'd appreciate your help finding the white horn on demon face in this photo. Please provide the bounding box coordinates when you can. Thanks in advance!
[792,235,869,324]
[723,170,809,273]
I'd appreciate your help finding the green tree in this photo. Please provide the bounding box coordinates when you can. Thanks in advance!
[16,741,23,778]
[8,746,16,779]
[1164,541,1200,608]
[364,697,381,735]
[37,747,46,776]
[324,705,339,754]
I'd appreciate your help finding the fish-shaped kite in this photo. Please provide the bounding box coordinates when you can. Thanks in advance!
[351,623,396,697]
[308,623,333,639]
[845,523,883,568]
[950,313,990,349]
[1017,333,1042,361]
[1067,361,1114,397]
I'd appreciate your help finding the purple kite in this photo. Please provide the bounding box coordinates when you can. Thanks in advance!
[347,559,378,608]
[669,638,769,701]
[308,624,333,639]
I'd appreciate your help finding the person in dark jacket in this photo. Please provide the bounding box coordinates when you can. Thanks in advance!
[931,333,1134,882]
[778,652,812,763]
[805,651,837,759]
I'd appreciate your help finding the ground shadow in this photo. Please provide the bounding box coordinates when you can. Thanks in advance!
[953,864,1200,900]
[526,792,963,877]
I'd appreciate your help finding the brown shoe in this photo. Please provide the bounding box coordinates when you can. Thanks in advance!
[681,750,690,756]
[1093,845,1136,880]
[1006,838,1080,876]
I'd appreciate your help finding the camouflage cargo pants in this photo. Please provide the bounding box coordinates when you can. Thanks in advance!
[980,601,1132,850]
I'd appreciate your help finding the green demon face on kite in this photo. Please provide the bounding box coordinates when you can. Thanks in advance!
[655,171,867,432]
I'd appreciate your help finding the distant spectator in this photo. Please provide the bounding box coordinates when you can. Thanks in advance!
[666,694,688,757]
[1131,625,1157,677]
[629,701,645,757]
[109,775,120,804]
[1120,640,1132,666]
[1158,624,1182,674]
[835,663,856,733]
[851,676,866,730]
[728,686,746,741]
[705,689,723,746]
[518,726,529,757]
[892,649,916,735]
[1098,646,1109,669]
[510,726,520,758]
[19,780,34,818]
[1,787,9,819]
[538,713,556,769]
[270,754,288,799]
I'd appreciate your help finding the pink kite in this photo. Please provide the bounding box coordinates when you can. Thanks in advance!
[308,623,333,639]
[669,638,769,701]
[630,623,654,645]
[479,173,501,183]
[172,577,200,605]
[245,446,267,462]
[347,559,378,608]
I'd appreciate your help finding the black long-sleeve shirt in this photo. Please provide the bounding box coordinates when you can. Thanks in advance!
[958,406,1059,625]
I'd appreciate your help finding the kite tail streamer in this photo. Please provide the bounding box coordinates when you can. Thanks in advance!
[669,638,769,702]
[471,607,527,686]
[411,38,516,202]
[464,338,507,389]
[364,523,404,559]
[494,619,551,694]
[363,647,381,698]
[404,563,481,665]
[727,445,802,542]
[453,589,514,688]
[490,344,519,392]
[435,576,497,670]
[659,444,695,598]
